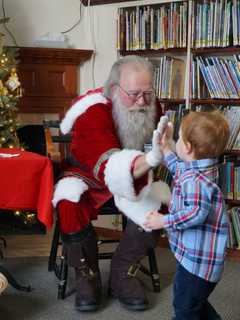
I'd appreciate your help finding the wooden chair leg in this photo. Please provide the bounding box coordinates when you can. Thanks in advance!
[57,253,68,299]
[147,248,160,292]
[0,236,7,258]
[48,221,60,271]
[48,219,69,299]
[0,236,7,248]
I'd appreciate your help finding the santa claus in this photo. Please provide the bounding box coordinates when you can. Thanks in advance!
[52,55,171,312]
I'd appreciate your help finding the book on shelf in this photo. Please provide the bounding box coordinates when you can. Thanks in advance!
[223,107,240,151]
[191,59,210,99]
[165,104,187,141]
[117,1,188,52]
[230,207,240,249]
[192,0,235,48]
[234,165,240,201]
[169,57,186,99]
[232,131,240,150]
[219,161,228,199]
[227,161,234,200]
[196,56,215,98]
[220,154,240,202]
[227,208,239,249]
[153,56,185,100]
[194,56,240,99]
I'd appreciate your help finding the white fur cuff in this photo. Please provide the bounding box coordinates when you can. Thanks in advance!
[114,180,171,231]
[52,177,89,207]
[60,93,108,134]
[104,149,143,201]
[146,150,163,167]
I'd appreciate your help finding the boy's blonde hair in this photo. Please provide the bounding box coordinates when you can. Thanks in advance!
[181,111,230,159]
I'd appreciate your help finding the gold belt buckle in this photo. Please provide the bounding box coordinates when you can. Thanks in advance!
[127,263,140,277]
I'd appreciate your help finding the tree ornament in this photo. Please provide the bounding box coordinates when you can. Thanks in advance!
[5,68,20,91]
[0,79,8,95]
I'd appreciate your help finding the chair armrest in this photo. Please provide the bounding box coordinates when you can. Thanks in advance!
[44,127,61,162]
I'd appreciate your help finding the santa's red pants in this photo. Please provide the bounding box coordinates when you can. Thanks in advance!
[57,188,112,234]
[57,193,98,234]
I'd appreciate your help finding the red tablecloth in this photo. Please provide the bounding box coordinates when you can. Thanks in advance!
[0,148,54,229]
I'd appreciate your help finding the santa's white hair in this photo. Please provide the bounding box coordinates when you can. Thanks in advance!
[103,55,156,150]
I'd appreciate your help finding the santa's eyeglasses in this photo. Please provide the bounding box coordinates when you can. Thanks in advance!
[117,84,155,103]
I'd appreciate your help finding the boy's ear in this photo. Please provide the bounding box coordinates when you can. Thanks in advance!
[185,141,192,154]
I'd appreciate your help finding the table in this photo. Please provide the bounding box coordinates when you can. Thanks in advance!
[0,148,54,291]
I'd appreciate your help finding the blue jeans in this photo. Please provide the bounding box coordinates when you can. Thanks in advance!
[173,262,221,320]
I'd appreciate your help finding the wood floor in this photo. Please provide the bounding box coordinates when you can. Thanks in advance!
[1,232,53,258]
[0,227,169,259]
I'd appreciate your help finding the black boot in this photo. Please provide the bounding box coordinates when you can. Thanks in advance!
[110,219,159,311]
[62,224,101,312]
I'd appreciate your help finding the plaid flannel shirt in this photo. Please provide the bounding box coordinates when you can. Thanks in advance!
[163,152,229,283]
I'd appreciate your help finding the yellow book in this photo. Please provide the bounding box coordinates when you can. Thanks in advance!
[169,58,186,99]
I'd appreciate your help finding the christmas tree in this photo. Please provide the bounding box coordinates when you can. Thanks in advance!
[0,20,43,232]
[0,44,21,148]
[0,44,37,231]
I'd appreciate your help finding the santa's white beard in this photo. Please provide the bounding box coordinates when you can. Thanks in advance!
[112,94,156,150]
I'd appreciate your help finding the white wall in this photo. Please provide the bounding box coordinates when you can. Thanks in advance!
[1,0,175,94]
[1,0,178,229]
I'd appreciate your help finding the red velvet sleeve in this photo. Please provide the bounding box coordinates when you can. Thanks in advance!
[71,103,121,183]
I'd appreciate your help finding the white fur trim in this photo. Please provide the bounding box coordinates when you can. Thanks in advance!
[150,180,171,206]
[104,149,144,201]
[52,177,89,207]
[114,180,171,231]
[60,93,108,134]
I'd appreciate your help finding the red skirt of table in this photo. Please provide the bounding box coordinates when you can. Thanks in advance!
[0,148,54,229]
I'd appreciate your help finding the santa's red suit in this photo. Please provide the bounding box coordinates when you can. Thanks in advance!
[52,87,171,312]
[52,87,167,233]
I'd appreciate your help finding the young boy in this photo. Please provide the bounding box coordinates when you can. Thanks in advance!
[144,111,230,320]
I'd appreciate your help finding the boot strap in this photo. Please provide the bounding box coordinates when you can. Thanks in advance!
[78,259,96,279]
[127,263,141,278]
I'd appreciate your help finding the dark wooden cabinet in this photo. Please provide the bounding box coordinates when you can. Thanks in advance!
[17,47,93,117]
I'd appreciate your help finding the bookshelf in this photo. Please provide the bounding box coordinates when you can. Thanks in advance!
[81,0,136,6]
[190,0,240,260]
[116,0,240,260]
[117,0,189,104]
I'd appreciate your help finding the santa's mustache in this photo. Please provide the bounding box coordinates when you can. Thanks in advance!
[129,106,149,112]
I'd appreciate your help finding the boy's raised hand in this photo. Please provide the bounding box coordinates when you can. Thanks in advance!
[158,117,174,155]
[145,115,169,167]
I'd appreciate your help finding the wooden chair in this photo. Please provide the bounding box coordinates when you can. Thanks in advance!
[43,120,161,299]
[17,124,47,156]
